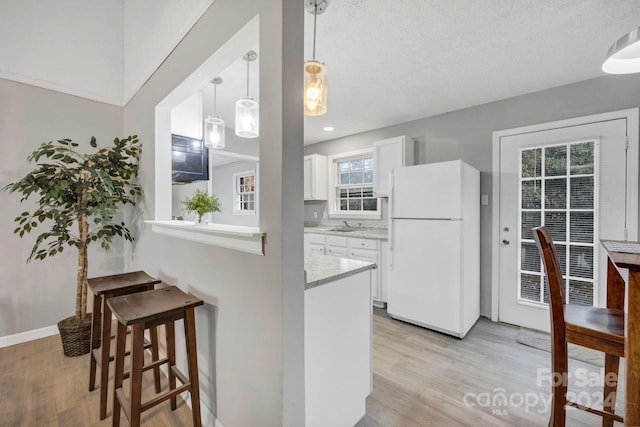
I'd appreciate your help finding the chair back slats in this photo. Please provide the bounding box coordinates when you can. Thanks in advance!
[533,227,567,352]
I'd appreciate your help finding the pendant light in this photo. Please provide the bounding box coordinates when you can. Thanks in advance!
[235,50,259,138]
[304,0,328,116]
[603,26,640,74]
[204,77,225,149]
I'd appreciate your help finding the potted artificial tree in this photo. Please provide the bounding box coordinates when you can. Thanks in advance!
[3,135,142,356]
[182,188,222,223]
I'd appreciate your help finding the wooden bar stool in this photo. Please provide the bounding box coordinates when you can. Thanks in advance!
[108,286,203,427]
[88,271,162,420]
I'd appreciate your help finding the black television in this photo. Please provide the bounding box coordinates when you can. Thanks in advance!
[171,134,209,182]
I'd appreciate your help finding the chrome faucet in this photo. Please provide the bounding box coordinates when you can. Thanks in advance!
[343,220,351,229]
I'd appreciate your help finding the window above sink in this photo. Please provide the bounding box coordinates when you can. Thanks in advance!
[328,149,381,219]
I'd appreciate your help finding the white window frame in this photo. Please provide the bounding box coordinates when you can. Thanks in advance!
[233,169,257,216]
[328,148,381,219]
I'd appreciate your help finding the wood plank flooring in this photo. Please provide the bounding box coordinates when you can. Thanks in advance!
[0,331,194,427]
[358,310,625,426]
[0,311,626,426]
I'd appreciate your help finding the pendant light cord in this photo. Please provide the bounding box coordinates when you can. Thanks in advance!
[312,3,318,59]
[246,58,250,98]
[213,82,218,116]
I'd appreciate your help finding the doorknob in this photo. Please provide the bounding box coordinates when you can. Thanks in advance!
[502,239,510,245]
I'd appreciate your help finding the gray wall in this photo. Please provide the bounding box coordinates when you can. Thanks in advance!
[0,78,124,336]
[211,160,259,227]
[122,1,305,426]
[305,73,640,318]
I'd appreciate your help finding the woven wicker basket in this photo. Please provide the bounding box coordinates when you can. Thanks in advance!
[57,315,92,357]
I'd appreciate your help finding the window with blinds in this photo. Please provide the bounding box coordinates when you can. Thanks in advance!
[518,140,599,306]
[335,157,377,213]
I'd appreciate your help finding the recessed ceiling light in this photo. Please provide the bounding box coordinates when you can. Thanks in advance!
[323,126,334,131]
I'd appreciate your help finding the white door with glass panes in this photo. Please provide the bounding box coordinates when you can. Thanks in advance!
[496,111,638,332]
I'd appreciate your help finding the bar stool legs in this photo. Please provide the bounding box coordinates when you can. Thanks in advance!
[184,309,202,426]
[166,321,177,411]
[88,291,102,393]
[87,271,161,420]
[109,286,203,427]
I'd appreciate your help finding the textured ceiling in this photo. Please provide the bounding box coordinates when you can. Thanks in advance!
[302,0,640,144]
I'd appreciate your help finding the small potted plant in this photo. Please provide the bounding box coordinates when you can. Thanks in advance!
[3,135,142,356]
[182,188,222,223]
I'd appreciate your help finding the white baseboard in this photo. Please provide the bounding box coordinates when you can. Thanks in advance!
[181,394,224,427]
[0,324,58,348]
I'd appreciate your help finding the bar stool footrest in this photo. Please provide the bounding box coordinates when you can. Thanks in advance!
[115,379,192,419]
[121,357,169,380]
[91,341,154,367]
[566,401,623,423]
[170,365,189,385]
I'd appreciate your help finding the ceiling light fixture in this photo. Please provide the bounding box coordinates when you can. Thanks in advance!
[235,50,259,138]
[204,77,225,149]
[304,0,328,116]
[602,26,640,74]
[323,126,334,131]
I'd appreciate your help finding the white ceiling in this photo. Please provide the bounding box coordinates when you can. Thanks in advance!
[3,1,640,146]
[301,0,640,145]
[206,49,260,130]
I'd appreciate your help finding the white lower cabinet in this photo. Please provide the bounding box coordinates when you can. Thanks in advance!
[326,246,349,257]
[305,233,326,255]
[305,232,386,306]
[308,245,325,255]
[326,236,348,258]
[350,248,379,302]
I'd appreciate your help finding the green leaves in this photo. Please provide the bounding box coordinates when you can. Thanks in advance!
[182,188,223,217]
[3,135,143,263]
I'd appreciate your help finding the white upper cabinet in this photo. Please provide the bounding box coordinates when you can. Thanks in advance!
[304,154,328,200]
[373,136,414,197]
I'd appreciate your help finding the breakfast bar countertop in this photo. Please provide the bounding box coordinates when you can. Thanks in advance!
[304,253,376,289]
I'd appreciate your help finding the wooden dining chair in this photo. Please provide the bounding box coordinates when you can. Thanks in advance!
[533,226,625,427]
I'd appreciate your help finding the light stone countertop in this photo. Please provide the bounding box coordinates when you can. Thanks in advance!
[304,253,376,289]
[304,226,388,241]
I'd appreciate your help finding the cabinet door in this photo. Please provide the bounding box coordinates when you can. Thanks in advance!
[350,248,380,301]
[326,245,349,258]
[304,154,328,200]
[373,136,413,197]
[305,233,326,254]
[308,244,325,255]
[304,156,314,199]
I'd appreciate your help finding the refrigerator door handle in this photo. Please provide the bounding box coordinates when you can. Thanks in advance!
[389,169,394,270]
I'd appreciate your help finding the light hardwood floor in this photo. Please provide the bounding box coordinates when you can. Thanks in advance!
[0,330,194,427]
[0,312,625,426]
[358,310,625,427]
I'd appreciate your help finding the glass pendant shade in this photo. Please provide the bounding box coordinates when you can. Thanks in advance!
[235,97,259,138]
[304,60,327,116]
[603,27,640,74]
[204,115,225,149]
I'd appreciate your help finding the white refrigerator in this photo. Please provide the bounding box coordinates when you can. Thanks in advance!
[387,160,480,338]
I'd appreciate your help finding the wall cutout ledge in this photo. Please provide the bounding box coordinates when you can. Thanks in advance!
[146,220,265,255]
